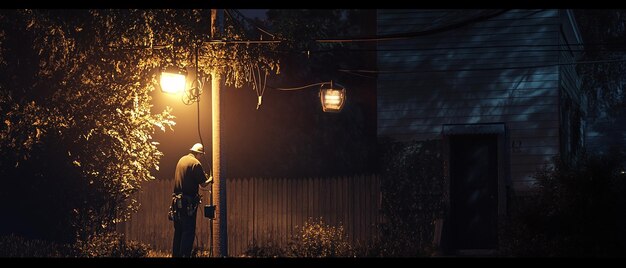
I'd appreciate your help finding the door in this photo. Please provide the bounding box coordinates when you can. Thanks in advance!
[449,134,498,251]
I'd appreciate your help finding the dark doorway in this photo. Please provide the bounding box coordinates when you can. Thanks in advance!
[448,134,498,251]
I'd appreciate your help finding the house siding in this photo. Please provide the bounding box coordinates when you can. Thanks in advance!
[377,9,563,191]
[558,10,586,162]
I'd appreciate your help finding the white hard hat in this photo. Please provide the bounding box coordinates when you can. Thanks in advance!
[190,143,205,154]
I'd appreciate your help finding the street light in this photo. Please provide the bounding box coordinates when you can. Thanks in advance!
[160,66,187,94]
[319,82,346,112]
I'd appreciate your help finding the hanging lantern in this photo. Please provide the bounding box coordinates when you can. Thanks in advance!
[319,82,346,113]
[160,66,187,94]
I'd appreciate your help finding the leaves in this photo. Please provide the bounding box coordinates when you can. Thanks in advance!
[377,139,445,256]
[0,10,184,241]
[0,9,285,243]
[575,10,626,115]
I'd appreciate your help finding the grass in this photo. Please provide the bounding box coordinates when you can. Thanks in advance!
[146,250,171,258]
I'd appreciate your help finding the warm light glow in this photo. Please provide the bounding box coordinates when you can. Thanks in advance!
[160,71,186,94]
[320,87,346,112]
[324,95,341,105]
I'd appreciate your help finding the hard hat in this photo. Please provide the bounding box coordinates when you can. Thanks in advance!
[190,143,205,154]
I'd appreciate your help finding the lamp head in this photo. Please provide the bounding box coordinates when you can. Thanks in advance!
[319,83,346,113]
[160,66,187,94]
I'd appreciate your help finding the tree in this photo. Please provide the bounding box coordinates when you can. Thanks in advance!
[0,9,278,244]
[574,10,626,157]
[501,152,626,257]
[575,10,626,115]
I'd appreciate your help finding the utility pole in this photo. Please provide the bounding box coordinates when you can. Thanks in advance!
[210,9,227,257]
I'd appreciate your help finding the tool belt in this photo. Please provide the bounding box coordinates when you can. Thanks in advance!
[168,193,201,221]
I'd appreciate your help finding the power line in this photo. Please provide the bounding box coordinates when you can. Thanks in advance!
[338,58,626,74]
[309,44,589,53]
[316,9,510,43]
[204,40,281,44]
[229,9,277,39]
[271,82,330,91]
[206,9,509,45]
[269,81,348,93]
[224,9,247,36]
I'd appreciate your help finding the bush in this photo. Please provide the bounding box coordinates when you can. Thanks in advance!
[242,217,353,257]
[71,232,150,257]
[0,234,67,257]
[287,217,353,257]
[243,240,286,258]
[501,151,626,257]
[377,139,445,256]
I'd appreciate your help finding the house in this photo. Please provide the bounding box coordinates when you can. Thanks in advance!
[376,9,585,254]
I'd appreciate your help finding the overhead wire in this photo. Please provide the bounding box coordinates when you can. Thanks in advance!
[192,10,626,92]
[224,9,248,37]
[271,82,330,91]
[338,58,626,75]
[230,9,277,39]
[321,9,510,43]
[205,9,509,44]
[177,9,626,83]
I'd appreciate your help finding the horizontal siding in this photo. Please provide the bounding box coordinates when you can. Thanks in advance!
[378,71,559,81]
[378,9,559,34]
[382,113,558,126]
[558,33,584,108]
[510,132,559,187]
[377,9,563,192]
[382,121,559,134]
[379,104,557,120]
[383,125,560,140]
[379,87,559,101]
[379,94,559,107]
[378,39,559,56]
[379,53,557,63]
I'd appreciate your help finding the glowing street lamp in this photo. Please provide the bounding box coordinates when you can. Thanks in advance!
[319,82,346,112]
[160,66,187,94]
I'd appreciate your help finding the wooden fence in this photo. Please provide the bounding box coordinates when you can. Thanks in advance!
[117,174,381,256]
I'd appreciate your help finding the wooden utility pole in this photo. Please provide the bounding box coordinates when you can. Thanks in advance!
[210,8,227,257]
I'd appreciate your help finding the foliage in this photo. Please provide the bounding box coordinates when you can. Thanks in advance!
[0,234,67,257]
[242,217,353,257]
[575,10,626,116]
[146,250,171,257]
[71,232,150,258]
[0,232,149,257]
[500,151,626,257]
[0,9,280,243]
[200,14,280,88]
[0,9,169,242]
[191,247,212,257]
[288,217,353,257]
[243,240,286,258]
[376,139,445,257]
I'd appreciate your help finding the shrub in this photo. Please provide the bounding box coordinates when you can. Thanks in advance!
[287,217,353,257]
[0,234,66,257]
[501,151,626,257]
[242,217,353,257]
[377,139,445,256]
[71,232,150,257]
[243,240,286,258]
[191,247,215,257]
